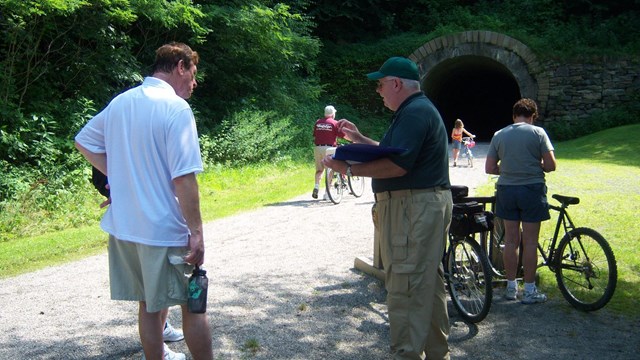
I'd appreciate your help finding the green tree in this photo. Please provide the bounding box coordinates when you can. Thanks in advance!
[192,1,321,126]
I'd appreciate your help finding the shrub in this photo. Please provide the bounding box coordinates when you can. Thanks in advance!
[201,109,299,165]
[0,152,103,241]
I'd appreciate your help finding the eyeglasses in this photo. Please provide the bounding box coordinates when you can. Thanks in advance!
[377,79,396,90]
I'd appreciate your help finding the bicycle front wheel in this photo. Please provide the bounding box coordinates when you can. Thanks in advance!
[482,215,505,278]
[325,168,343,204]
[554,227,617,311]
[348,175,365,197]
[447,237,493,323]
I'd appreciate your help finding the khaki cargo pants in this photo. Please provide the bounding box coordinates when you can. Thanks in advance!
[373,188,453,360]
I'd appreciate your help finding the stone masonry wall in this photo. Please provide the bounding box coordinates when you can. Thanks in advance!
[541,59,640,125]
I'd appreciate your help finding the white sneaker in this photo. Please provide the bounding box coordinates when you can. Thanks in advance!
[162,322,184,342]
[504,286,518,300]
[323,193,329,201]
[522,288,547,304]
[142,343,186,360]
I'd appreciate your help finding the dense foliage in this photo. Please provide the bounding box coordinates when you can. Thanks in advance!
[303,0,640,58]
[0,0,638,240]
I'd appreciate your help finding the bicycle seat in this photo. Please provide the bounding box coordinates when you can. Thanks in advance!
[552,194,580,206]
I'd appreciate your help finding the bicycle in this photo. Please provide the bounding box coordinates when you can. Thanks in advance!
[444,186,494,323]
[460,136,475,168]
[467,189,618,311]
[324,147,366,204]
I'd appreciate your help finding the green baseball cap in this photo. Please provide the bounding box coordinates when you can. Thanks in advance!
[367,57,420,81]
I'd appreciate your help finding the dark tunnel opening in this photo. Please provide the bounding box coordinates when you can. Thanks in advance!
[424,56,522,142]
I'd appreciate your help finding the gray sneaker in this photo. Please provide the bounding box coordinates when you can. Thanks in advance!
[504,286,518,300]
[522,289,547,304]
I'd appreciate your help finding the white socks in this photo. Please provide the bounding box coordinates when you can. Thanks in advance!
[507,280,536,292]
[524,282,536,293]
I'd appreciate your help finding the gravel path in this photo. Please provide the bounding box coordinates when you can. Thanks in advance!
[0,143,637,359]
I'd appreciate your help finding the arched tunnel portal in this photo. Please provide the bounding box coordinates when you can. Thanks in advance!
[424,56,520,141]
[410,31,548,142]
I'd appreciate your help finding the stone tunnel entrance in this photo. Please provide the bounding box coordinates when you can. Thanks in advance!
[424,56,521,141]
[409,31,547,142]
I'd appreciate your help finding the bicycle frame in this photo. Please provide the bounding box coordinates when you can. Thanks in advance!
[539,203,574,270]
[470,195,576,273]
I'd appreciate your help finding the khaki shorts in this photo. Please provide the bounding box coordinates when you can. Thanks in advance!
[314,145,333,172]
[108,235,194,313]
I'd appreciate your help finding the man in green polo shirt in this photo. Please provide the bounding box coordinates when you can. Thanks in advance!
[323,57,452,359]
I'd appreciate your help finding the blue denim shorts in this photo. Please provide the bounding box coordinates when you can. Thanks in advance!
[452,140,462,149]
[496,183,550,222]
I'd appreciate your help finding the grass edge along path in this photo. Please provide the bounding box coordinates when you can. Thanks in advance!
[0,160,313,279]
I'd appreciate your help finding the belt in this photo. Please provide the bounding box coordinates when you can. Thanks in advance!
[316,144,333,146]
[374,186,449,201]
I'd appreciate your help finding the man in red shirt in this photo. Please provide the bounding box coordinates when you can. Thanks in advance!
[312,105,345,199]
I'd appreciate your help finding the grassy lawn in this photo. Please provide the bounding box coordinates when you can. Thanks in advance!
[476,124,640,318]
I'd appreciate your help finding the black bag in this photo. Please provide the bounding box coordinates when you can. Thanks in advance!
[451,201,494,237]
[451,185,469,202]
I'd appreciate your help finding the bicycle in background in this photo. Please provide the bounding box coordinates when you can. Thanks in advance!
[460,136,475,168]
[324,147,366,204]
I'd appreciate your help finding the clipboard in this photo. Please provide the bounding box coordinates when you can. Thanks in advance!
[332,143,407,163]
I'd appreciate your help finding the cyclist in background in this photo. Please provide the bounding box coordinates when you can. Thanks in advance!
[312,105,345,199]
[451,118,475,167]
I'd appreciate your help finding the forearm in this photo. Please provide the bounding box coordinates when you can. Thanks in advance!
[338,119,378,145]
[75,141,107,175]
[485,157,500,175]
[353,158,406,178]
[354,134,379,146]
[347,131,378,145]
[325,157,406,179]
[173,173,203,237]
[542,151,557,173]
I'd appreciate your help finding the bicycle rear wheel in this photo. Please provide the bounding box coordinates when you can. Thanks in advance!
[325,168,343,204]
[347,175,365,197]
[554,227,617,311]
[447,237,493,323]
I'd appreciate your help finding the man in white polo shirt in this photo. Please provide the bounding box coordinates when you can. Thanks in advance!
[75,42,213,360]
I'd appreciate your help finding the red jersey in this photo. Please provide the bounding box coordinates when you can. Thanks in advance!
[313,117,344,146]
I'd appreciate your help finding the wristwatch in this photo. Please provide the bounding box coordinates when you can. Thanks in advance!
[346,164,353,177]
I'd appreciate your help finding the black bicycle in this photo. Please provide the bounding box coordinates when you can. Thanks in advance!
[444,186,493,323]
[468,190,618,312]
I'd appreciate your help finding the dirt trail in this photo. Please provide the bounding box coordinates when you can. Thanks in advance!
[0,143,636,359]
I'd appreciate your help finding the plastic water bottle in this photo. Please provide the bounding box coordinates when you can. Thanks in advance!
[187,265,208,313]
